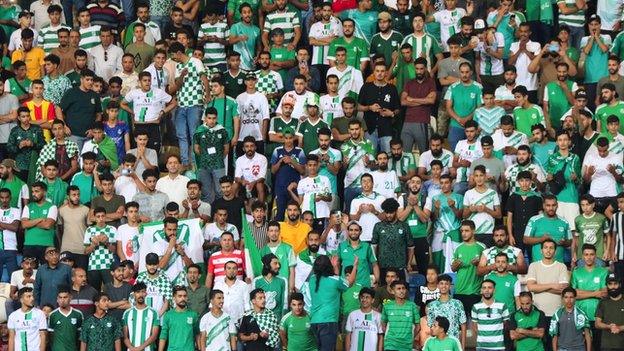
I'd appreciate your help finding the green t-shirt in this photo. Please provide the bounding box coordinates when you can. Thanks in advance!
[452,241,486,295]
[5,77,31,98]
[279,312,317,351]
[570,266,609,321]
[337,241,377,287]
[511,308,546,351]
[223,70,246,99]
[544,80,575,130]
[309,275,349,323]
[229,22,261,71]
[341,283,363,317]
[524,214,572,262]
[260,242,296,282]
[227,0,261,24]
[252,276,287,319]
[49,308,83,351]
[206,96,239,141]
[70,172,100,205]
[159,309,199,350]
[611,31,624,61]
[574,212,609,258]
[193,124,229,170]
[381,300,419,351]
[0,177,26,208]
[485,272,519,314]
[595,101,624,134]
[24,201,56,246]
[296,119,329,155]
[545,151,581,204]
[444,81,483,129]
[370,31,404,70]
[513,104,545,137]
[422,336,462,351]
[327,37,370,69]
[580,34,611,84]
[270,46,296,85]
[486,11,526,59]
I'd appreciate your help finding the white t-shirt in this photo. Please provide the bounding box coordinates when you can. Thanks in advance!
[319,93,345,124]
[0,207,21,250]
[371,170,400,199]
[463,187,500,235]
[417,149,454,174]
[115,224,140,266]
[309,19,343,65]
[475,32,505,75]
[199,311,237,351]
[326,66,364,100]
[203,222,239,243]
[114,175,139,203]
[491,129,529,168]
[10,269,37,289]
[433,8,467,51]
[235,153,268,182]
[345,309,382,351]
[324,228,346,254]
[297,175,332,218]
[275,90,317,121]
[349,192,386,242]
[124,88,172,123]
[583,151,622,198]
[454,140,484,182]
[236,91,270,141]
[7,308,47,351]
[509,40,541,90]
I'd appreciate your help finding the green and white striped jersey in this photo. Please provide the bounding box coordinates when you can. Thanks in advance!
[199,311,236,351]
[198,21,229,67]
[319,94,344,125]
[475,32,505,75]
[557,0,585,27]
[123,306,160,351]
[454,139,483,182]
[38,24,71,53]
[83,224,117,271]
[401,33,442,69]
[297,175,332,218]
[471,301,509,350]
[263,8,300,45]
[327,65,364,101]
[340,138,375,188]
[79,25,101,51]
[309,19,343,65]
[474,106,505,136]
[345,309,382,351]
[424,192,463,232]
[463,187,500,234]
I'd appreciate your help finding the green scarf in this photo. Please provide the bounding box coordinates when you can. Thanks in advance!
[298,248,320,266]
[513,189,541,197]
[95,136,119,171]
[549,306,589,336]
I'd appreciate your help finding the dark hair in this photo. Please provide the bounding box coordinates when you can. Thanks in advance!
[173,285,187,295]
[142,168,159,181]
[94,292,109,303]
[131,282,147,292]
[18,287,34,299]
[250,288,264,300]
[57,285,71,296]
[359,287,375,299]
[581,243,597,253]
[562,287,577,297]
[435,316,450,333]
[125,201,139,210]
[93,207,106,216]
[312,255,334,292]
[541,238,557,249]
[482,279,496,288]
[44,54,60,65]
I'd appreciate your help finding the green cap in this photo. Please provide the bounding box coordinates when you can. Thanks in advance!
[282,127,295,136]
[306,93,320,107]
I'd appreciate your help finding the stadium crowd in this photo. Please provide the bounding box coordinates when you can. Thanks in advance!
[2,0,624,350]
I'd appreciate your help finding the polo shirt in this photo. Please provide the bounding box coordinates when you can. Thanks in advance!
[155,174,190,209]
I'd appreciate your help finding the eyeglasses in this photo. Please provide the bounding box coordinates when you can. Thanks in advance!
[104,51,108,62]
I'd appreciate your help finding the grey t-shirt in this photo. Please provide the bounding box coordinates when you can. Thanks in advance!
[557,309,586,350]
[0,93,19,143]
[437,57,470,94]
[103,282,132,321]
[470,156,505,191]
[127,148,159,178]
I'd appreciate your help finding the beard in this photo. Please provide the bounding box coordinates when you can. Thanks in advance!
[379,164,388,171]
[176,301,187,308]
[288,214,300,222]
[505,79,515,85]
[431,149,442,157]
[415,73,425,80]
[392,153,402,161]
[608,288,621,297]
[309,244,320,253]
[136,296,145,304]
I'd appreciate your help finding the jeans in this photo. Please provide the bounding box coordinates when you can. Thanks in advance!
[274,191,289,221]
[62,0,86,27]
[0,250,18,283]
[567,25,585,50]
[365,130,391,153]
[197,168,226,203]
[68,135,88,153]
[310,322,339,351]
[175,106,203,165]
[343,186,362,214]
[151,15,170,36]
[448,125,466,152]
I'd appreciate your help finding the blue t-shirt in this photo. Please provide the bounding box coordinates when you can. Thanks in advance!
[270,146,306,194]
[104,122,129,162]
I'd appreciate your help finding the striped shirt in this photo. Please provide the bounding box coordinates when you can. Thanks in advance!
[263,8,300,45]
[199,311,236,351]
[309,19,343,65]
[123,306,160,351]
[610,211,624,260]
[207,250,246,279]
[249,221,269,250]
[198,21,229,67]
[471,301,510,350]
[473,106,505,136]
[345,309,382,351]
[38,24,71,54]
[79,25,102,51]
[401,33,442,69]
[558,0,585,27]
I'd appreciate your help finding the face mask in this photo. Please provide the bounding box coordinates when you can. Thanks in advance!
[608,288,621,298]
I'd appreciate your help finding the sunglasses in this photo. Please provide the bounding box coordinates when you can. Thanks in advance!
[104,51,108,62]
[486,306,492,318]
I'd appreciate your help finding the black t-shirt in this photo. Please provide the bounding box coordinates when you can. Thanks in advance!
[211,196,245,232]
[357,82,400,137]
[506,193,543,248]
[163,23,194,42]
[239,314,271,351]
[59,87,102,136]
[103,282,132,321]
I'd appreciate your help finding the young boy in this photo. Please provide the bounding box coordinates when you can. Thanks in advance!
[115,201,140,266]
[41,160,67,207]
[24,79,56,142]
[7,106,45,183]
[474,89,506,136]
[345,287,382,351]
[199,289,237,351]
[296,95,329,155]
[198,8,229,72]
[280,292,316,351]
[423,160,443,199]
[70,151,102,205]
[573,194,609,266]
[422,316,462,351]
[113,154,143,202]
[103,100,130,163]
[268,28,296,86]
[83,207,117,290]
[101,77,131,125]
[5,60,32,103]
[193,107,229,203]
[38,5,70,54]
[76,7,101,52]
[125,23,155,72]
[80,121,120,174]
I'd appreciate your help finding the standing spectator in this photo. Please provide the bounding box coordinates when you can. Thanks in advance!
[122,282,160,351]
[22,182,57,261]
[509,292,548,350]
[262,0,301,50]
[155,155,189,209]
[37,5,70,54]
[89,173,125,227]
[524,195,573,263]
[90,27,124,81]
[124,24,155,73]
[30,0,65,32]
[235,73,270,157]
[581,15,612,108]
[228,3,261,72]
[339,221,379,288]
[83,207,116,289]
[451,220,485,319]
[526,240,570,325]
[184,264,209,317]
[543,62,577,131]
[49,286,84,351]
[546,131,581,230]
[234,136,268,203]
[595,83,624,135]
[494,65,519,114]
[252,254,288,320]
[372,198,413,279]
[345,288,382,351]
[213,261,250,328]
[239,288,280,351]
[8,107,45,184]
[309,2,342,78]
[483,251,521,315]
[462,165,502,245]
[199,289,236,351]
[121,3,160,47]
[471,279,510,350]
[80,293,123,351]
[292,155,332,228]
[0,187,20,281]
[7,287,47,351]
[595,273,624,351]
[197,8,228,72]
[65,50,89,87]
[86,0,124,35]
[0,159,29,211]
[152,217,194,284]
[135,253,172,318]
[381,280,420,350]
[58,69,102,151]
[42,54,72,106]
[126,131,158,177]
[206,232,246,289]
[582,138,623,214]
[280,292,317,351]
[369,12,403,69]
[11,29,45,81]
[132,169,169,222]
[0,69,20,159]
[272,129,306,221]
[35,119,79,182]
[70,268,99,318]
[50,28,76,74]
[327,18,369,72]
[34,247,71,307]
[549,288,592,351]
[58,186,89,270]
[427,274,467,348]
[400,57,437,153]
[508,23,541,103]
[211,176,245,232]
[24,79,56,144]
[357,62,400,152]
[445,62,483,151]
[103,263,131,321]
[422,316,462,351]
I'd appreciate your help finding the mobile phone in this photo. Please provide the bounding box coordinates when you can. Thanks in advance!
[510,14,515,21]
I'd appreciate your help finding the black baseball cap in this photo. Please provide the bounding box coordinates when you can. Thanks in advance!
[59,251,74,262]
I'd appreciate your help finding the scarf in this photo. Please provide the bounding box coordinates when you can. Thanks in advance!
[549,306,589,336]
[298,248,321,265]
[513,189,541,197]
[95,136,120,171]
[249,309,280,347]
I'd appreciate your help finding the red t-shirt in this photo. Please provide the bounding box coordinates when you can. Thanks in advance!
[208,249,246,279]
[404,77,437,123]
[332,0,357,13]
